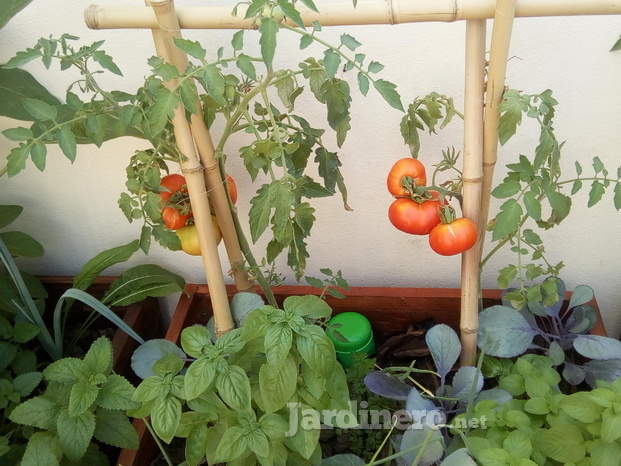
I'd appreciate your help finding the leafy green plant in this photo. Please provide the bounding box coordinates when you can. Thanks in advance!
[130,294,352,465]
[455,354,621,466]
[478,276,621,387]
[8,336,140,465]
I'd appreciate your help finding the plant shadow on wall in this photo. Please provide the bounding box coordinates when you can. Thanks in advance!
[2,0,621,465]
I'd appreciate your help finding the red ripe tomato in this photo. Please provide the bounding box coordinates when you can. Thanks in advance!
[387,158,427,197]
[159,174,187,203]
[429,217,478,256]
[162,207,192,230]
[226,174,238,205]
[388,194,444,235]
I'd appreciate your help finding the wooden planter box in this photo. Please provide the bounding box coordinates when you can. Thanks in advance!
[117,283,606,465]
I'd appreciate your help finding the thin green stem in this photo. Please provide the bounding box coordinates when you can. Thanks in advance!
[367,418,397,464]
[216,71,274,154]
[143,418,173,466]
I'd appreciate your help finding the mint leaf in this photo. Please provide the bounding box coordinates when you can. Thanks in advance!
[94,409,139,449]
[57,409,95,462]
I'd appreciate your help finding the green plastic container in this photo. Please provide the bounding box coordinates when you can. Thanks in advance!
[327,312,375,368]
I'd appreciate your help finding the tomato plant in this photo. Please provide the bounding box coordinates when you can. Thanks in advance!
[176,216,222,255]
[388,192,444,235]
[387,158,427,197]
[429,206,477,256]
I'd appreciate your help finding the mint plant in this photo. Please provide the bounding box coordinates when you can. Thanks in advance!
[8,336,140,464]
[130,294,352,465]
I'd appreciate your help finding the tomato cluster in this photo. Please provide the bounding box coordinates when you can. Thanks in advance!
[387,158,478,256]
[159,173,237,255]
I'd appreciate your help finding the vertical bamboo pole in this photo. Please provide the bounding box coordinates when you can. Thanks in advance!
[147,0,254,293]
[148,0,235,336]
[479,0,518,241]
[460,19,487,366]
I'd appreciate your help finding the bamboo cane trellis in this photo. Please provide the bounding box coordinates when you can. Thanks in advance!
[85,0,621,363]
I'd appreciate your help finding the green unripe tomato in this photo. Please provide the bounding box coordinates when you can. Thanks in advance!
[224,85,236,101]
[262,4,285,23]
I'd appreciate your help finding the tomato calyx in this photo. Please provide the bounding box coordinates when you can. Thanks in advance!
[437,204,458,224]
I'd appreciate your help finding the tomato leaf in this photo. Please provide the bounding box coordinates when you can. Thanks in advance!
[300,33,313,50]
[173,37,206,60]
[298,0,319,12]
[340,34,361,51]
[29,142,47,171]
[2,126,33,141]
[259,17,278,69]
[22,98,57,122]
[249,182,276,242]
[491,180,521,199]
[202,64,226,106]
[323,49,341,79]
[91,50,123,76]
[523,192,542,220]
[319,79,351,147]
[614,183,621,211]
[236,53,257,80]
[373,79,404,112]
[492,199,523,241]
[546,190,571,224]
[277,0,305,29]
[588,180,605,207]
[498,89,528,145]
[145,88,179,138]
[57,125,77,162]
[357,72,369,96]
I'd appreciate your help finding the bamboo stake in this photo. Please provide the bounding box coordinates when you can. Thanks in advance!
[146,1,254,293]
[149,0,235,336]
[479,0,518,241]
[460,19,486,367]
[84,0,621,30]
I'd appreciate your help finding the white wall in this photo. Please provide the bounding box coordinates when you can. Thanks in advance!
[2,1,621,337]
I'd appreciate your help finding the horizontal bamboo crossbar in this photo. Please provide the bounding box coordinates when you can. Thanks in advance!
[85,0,621,30]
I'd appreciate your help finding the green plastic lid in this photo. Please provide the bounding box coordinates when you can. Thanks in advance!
[327,312,375,368]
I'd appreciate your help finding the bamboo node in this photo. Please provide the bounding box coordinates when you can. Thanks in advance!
[461,176,483,183]
[460,326,478,335]
[386,0,396,25]
[450,0,458,22]
[181,165,205,175]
